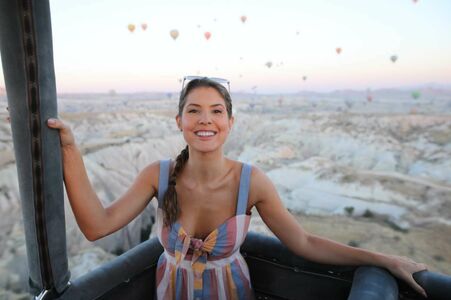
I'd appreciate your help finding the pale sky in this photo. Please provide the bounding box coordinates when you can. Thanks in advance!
[1,0,451,93]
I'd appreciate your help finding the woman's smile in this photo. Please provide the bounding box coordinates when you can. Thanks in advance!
[194,130,217,138]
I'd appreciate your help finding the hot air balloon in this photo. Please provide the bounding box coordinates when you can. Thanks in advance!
[411,91,421,99]
[412,0,418,3]
[265,61,273,68]
[240,15,247,23]
[367,95,373,102]
[141,23,148,31]
[204,31,211,40]
[390,55,398,63]
[302,76,307,81]
[170,29,179,40]
[128,24,136,33]
[336,47,342,54]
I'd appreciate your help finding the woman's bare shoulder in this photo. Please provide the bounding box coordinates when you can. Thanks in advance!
[247,164,279,206]
[138,160,163,192]
[229,161,274,207]
[227,159,267,184]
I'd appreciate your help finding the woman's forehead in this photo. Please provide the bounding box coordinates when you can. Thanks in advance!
[184,87,226,106]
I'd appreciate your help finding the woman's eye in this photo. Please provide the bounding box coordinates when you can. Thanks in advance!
[188,109,198,113]
[213,110,223,114]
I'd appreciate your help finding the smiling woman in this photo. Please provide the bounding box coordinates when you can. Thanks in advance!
[175,79,234,159]
[1,1,451,300]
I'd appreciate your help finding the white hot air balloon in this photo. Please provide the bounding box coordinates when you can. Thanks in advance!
[170,29,179,40]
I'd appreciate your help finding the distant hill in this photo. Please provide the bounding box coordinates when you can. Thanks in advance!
[56,85,451,100]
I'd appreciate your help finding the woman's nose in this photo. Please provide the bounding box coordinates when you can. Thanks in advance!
[198,112,212,124]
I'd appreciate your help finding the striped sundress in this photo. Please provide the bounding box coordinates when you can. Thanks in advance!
[155,159,254,300]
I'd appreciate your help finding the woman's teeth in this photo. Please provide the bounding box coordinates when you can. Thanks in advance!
[196,131,215,136]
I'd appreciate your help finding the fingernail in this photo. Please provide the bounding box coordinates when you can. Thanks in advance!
[48,118,56,124]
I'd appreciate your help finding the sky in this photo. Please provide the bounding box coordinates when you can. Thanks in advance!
[1,0,451,93]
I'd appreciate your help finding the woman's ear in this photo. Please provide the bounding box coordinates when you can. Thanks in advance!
[229,116,235,130]
[175,115,182,131]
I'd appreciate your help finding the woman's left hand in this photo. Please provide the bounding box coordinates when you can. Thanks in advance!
[386,254,428,298]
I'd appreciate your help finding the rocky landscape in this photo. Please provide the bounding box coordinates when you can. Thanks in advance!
[1,89,451,298]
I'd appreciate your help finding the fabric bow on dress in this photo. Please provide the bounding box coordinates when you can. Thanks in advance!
[175,227,218,295]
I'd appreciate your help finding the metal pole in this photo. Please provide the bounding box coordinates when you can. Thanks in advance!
[0,0,70,297]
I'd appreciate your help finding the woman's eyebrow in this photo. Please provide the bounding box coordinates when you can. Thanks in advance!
[211,104,225,108]
[186,103,225,108]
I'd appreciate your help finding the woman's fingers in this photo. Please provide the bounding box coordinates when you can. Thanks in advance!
[412,264,428,298]
[392,257,428,298]
[5,107,10,123]
[47,118,65,129]
[46,118,76,147]
[408,273,428,298]
[47,118,71,134]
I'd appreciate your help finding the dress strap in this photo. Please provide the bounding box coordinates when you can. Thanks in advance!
[236,163,252,215]
[157,159,171,208]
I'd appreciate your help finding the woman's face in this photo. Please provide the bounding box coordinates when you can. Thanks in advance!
[176,86,234,153]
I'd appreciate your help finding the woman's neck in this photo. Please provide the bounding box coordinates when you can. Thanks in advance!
[184,148,229,183]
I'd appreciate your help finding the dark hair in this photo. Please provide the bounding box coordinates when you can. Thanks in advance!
[162,78,233,226]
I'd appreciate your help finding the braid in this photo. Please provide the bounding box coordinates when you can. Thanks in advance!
[162,145,189,226]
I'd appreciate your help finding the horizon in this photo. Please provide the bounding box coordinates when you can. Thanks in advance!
[53,82,451,96]
[2,83,451,98]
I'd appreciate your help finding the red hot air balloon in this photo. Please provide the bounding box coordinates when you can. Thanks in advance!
[204,31,211,40]
[128,24,136,33]
[240,15,247,23]
[336,47,342,54]
[141,23,148,31]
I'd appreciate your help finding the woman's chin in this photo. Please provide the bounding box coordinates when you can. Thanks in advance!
[189,144,223,154]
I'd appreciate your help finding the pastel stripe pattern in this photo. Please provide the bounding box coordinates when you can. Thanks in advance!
[155,160,254,300]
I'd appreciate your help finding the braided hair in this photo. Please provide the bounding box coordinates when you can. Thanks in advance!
[162,77,233,226]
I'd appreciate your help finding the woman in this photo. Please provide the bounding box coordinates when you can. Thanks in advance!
[46,77,427,299]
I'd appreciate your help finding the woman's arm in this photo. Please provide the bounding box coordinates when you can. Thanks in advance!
[47,118,158,241]
[250,166,428,298]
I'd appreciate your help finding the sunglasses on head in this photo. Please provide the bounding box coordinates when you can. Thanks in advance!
[181,76,230,93]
